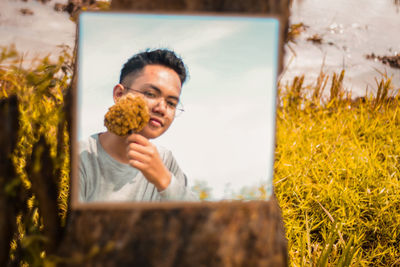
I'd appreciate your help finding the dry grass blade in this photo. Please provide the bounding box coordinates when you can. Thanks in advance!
[374,76,393,110]
[312,67,329,105]
[329,69,345,103]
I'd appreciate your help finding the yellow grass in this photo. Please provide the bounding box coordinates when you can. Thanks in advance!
[1,45,399,266]
[275,70,400,266]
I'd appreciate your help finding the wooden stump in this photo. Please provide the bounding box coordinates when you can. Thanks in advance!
[58,199,287,266]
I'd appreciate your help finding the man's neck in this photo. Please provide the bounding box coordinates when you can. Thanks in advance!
[99,131,130,164]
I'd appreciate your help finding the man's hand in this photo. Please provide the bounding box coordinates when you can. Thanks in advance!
[126,133,171,191]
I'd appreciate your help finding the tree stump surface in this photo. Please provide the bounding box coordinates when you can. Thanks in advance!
[58,199,287,266]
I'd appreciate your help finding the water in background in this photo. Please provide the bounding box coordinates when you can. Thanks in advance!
[282,0,400,98]
[0,0,75,64]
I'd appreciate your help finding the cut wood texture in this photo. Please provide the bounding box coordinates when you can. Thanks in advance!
[58,199,287,266]
[57,0,289,266]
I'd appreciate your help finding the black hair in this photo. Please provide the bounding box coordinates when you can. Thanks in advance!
[119,49,188,86]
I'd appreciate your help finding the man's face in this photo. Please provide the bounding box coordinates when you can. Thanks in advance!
[118,64,182,139]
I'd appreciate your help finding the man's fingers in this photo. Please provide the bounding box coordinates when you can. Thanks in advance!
[126,133,149,145]
[127,142,158,158]
[127,142,148,154]
[127,150,150,164]
[129,159,146,171]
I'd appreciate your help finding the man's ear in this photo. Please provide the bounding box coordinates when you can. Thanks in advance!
[113,84,125,103]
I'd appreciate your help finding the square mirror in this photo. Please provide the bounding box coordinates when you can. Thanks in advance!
[74,12,280,204]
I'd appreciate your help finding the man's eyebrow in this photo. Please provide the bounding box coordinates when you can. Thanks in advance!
[147,84,180,101]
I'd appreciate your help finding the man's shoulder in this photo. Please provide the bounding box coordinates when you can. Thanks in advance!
[155,144,182,173]
[79,133,100,155]
[156,144,176,164]
[155,144,169,156]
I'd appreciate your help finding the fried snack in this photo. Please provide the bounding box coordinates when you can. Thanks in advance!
[104,93,150,136]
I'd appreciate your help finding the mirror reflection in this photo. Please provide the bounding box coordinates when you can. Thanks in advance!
[77,12,280,202]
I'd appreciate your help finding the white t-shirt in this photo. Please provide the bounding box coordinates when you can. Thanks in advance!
[79,133,198,202]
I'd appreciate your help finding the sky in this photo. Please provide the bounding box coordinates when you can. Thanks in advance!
[78,12,280,200]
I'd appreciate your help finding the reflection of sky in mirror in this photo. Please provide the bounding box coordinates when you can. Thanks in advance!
[78,13,279,200]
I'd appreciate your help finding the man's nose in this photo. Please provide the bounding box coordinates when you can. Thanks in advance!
[152,97,168,115]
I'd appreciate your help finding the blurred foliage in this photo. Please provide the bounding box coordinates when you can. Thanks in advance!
[1,43,400,266]
[1,44,72,266]
[192,181,272,201]
[233,183,272,201]
[67,0,111,22]
[275,69,400,266]
[191,180,213,201]
[286,22,308,43]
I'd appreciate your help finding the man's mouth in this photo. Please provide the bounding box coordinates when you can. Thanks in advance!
[149,117,163,127]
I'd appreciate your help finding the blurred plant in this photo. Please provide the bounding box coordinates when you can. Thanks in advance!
[66,0,111,22]
[287,23,308,44]
[0,44,72,266]
[285,22,309,58]
[307,34,323,45]
[274,69,400,266]
[191,180,213,201]
[231,183,273,201]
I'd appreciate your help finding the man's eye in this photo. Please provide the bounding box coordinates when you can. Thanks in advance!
[144,91,157,98]
[167,101,178,108]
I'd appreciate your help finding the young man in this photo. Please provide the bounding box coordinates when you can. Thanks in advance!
[79,49,198,202]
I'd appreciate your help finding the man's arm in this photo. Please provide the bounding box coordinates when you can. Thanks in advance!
[126,133,198,201]
[126,133,172,191]
[158,173,199,201]
[158,151,199,201]
[78,153,88,202]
